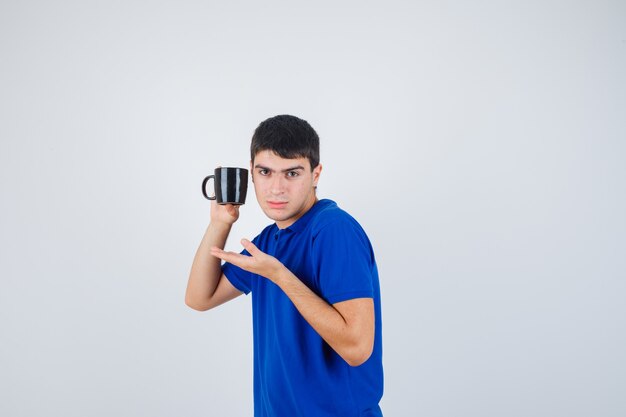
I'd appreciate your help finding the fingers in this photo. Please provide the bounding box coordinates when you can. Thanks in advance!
[210,246,247,266]
[213,202,238,211]
[211,240,280,279]
[209,246,227,260]
[209,239,261,270]
[210,246,233,260]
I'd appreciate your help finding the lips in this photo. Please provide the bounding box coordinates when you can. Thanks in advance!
[267,201,288,209]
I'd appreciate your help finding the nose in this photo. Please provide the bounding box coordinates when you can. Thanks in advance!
[269,175,285,195]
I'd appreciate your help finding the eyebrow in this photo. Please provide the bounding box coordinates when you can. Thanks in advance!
[254,164,306,173]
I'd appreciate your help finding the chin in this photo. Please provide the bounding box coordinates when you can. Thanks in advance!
[262,207,287,220]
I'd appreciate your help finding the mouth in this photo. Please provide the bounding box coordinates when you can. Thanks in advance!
[267,201,288,209]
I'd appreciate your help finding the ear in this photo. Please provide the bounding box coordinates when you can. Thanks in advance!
[312,163,322,187]
[250,160,254,183]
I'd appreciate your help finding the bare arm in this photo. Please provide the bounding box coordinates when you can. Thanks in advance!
[210,239,375,366]
[185,202,243,311]
[273,267,375,367]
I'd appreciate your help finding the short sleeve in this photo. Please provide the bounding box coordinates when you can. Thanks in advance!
[222,248,253,295]
[312,217,375,304]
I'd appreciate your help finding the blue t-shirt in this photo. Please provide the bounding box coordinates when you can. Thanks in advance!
[223,199,384,417]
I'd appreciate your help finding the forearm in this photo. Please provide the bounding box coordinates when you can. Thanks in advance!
[273,267,373,366]
[185,222,232,308]
[208,239,375,365]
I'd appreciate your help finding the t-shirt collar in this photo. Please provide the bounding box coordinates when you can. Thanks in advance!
[282,199,335,233]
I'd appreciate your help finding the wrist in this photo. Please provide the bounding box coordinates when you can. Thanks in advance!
[272,263,291,286]
[210,218,233,228]
[207,221,233,236]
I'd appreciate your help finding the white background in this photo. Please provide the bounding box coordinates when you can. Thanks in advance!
[1,1,625,416]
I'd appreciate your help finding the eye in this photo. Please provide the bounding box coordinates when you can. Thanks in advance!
[258,169,270,176]
[286,171,299,178]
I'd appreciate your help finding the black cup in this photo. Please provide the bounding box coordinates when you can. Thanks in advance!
[202,167,248,205]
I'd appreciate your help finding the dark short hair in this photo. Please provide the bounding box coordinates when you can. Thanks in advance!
[250,115,320,170]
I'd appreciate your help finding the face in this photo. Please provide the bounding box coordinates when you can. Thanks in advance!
[251,150,322,229]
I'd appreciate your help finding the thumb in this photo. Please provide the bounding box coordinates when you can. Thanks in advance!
[241,238,261,256]
[226,204,240,216]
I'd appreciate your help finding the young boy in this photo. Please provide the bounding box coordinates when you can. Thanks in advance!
[186,115,384,417]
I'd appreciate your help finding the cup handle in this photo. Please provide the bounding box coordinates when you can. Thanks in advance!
[202,175,216,200]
